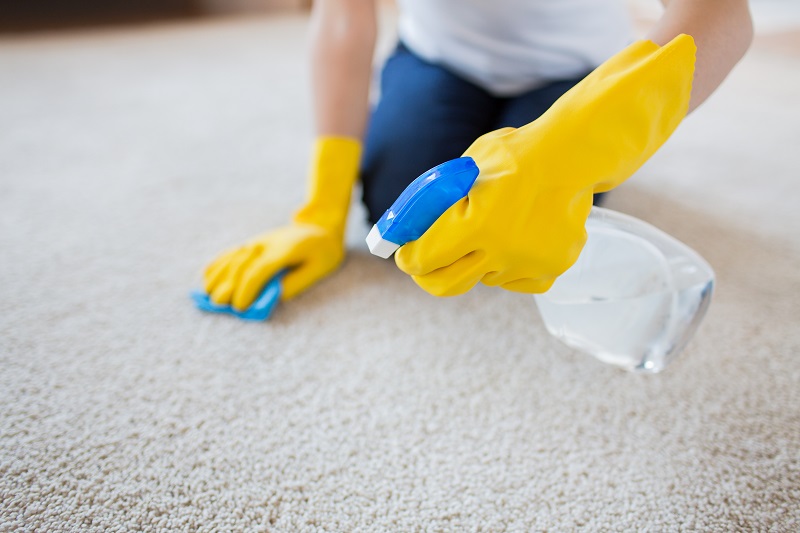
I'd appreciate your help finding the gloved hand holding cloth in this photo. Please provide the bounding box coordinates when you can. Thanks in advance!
[394,34,697,297]
[203,136,361,311]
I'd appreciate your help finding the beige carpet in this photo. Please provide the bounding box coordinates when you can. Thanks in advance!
[1,11,799,532]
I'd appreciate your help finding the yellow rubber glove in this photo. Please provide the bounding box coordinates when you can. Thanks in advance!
[203,136,361,310]
[395,35,696,297]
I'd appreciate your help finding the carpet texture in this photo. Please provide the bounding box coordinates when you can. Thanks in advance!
[1,11,799,532]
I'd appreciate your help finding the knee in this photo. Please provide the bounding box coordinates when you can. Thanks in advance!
[360,137,430,224]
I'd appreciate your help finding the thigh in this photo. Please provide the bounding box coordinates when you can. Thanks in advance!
[361,44,499,223]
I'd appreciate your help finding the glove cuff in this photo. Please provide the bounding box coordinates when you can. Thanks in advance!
[293,136,362,234]
[509,34,695,194]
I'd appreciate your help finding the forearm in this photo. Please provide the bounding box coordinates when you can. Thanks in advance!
[310,0,376,138]
[649,0,753,112]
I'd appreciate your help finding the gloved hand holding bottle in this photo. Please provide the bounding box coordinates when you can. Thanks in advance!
[395,35,697,297]
[203,137,361,311]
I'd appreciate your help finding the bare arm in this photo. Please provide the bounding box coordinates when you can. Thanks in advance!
[310,0,377,138]
[649,0,753,113]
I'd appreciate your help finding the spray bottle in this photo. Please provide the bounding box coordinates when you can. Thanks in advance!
[366,157,715,373]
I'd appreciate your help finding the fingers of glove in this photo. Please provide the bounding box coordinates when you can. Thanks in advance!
[499,277,555,294]
[203,248,244,295]
[208,246,259,305]
[210,279,235,305]
[203,248,241,294]
[394,198,474,276]
[481,267,534,288]
[410,250,487,297]
[231,253,287,311]
[231,237,339,308]
[203,248,241,293]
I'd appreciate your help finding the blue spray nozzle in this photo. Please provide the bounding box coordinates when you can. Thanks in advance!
[366,157,479,258]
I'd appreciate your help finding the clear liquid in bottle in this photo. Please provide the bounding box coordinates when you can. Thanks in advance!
[534,207,715,373]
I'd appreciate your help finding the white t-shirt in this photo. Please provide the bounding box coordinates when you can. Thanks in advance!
[396,0,634,96]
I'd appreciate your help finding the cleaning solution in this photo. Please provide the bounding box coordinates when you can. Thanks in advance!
[533,208,714,373]
[367,157,715,373]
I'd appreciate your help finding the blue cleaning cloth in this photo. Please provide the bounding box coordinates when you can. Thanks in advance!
[191,270,287,321]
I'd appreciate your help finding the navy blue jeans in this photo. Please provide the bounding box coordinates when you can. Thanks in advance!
[360,43,593,224]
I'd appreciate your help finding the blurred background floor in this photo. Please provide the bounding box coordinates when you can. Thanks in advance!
[0,0,310,33]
